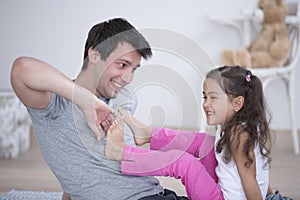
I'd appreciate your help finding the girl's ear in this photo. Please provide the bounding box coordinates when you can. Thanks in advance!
[88,48,100,64]
[233,96,244,112]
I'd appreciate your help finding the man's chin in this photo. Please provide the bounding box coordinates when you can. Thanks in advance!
[109,90,119,99]
[104,87,122,99]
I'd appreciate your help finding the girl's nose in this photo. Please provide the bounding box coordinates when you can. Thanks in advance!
[203,99,210,108]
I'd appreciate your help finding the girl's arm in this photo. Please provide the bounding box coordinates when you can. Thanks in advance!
[232,131,263,200]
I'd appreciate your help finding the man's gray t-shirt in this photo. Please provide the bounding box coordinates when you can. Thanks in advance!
[27,88,163,200]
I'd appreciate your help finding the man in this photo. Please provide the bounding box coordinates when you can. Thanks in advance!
[11,18,187,200]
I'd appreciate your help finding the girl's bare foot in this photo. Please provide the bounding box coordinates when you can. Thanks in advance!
[105,117,126,161]
[119,108,152,146]
[267,184,278,195]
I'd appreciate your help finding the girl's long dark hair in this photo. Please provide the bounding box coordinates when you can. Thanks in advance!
[206,66,272,167]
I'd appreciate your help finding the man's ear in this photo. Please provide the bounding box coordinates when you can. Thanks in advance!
[233,96,244,112]
[88,48,100,64]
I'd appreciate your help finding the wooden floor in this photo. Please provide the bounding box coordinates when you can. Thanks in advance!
[0,130,299,199]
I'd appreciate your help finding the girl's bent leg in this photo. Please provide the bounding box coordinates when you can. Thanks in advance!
[151,128,215,159]
[200,146,218,183]
[122,147,223,200]
[150,128,218,182]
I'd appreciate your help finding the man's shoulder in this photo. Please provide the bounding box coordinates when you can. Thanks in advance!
[27,93,70,121]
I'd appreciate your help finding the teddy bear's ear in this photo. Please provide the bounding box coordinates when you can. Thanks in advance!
[276,0,285,6]
[275,0,288,15]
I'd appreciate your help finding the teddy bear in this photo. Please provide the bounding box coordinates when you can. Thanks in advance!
[221,0,291,68]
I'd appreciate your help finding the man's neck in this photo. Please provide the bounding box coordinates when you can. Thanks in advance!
[75,69,110,103]
[75,69,100,97]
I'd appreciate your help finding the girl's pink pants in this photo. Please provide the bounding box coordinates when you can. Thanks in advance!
[121,127,224,200]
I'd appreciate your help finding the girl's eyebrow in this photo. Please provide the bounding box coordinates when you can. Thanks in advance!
[208,91,219,95]
[203,91,219,95]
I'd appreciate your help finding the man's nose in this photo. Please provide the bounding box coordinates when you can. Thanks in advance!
[122,70,133,84]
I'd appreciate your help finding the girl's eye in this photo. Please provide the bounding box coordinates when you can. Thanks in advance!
[202,96,207,100]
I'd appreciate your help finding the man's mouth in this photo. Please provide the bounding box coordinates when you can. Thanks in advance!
[111,80,122,88]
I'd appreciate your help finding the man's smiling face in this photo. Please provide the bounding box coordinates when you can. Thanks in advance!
[96,42,141,99]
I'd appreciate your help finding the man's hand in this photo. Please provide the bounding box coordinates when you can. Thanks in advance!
[73,85,115,140]
[81,96,115,141]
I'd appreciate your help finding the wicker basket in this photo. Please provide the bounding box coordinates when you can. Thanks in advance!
[0,92,31,158]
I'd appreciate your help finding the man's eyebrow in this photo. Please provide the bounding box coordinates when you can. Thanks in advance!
[117,58,131,64]
[116,58,141,67]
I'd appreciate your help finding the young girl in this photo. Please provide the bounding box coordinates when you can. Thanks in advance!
[105,66,272,200]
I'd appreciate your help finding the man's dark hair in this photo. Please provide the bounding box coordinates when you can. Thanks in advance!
[82,18,152,69]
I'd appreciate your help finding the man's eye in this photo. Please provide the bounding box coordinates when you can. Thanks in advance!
[119,63,126,68]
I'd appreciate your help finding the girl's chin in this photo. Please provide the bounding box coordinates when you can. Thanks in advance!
[206,120,217,126]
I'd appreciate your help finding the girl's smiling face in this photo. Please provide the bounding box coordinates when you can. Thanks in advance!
[202,78,235,126]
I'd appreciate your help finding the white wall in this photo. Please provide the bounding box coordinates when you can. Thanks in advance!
[1,0,299,130]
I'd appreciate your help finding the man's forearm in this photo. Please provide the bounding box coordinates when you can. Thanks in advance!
[11,56,94,109]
